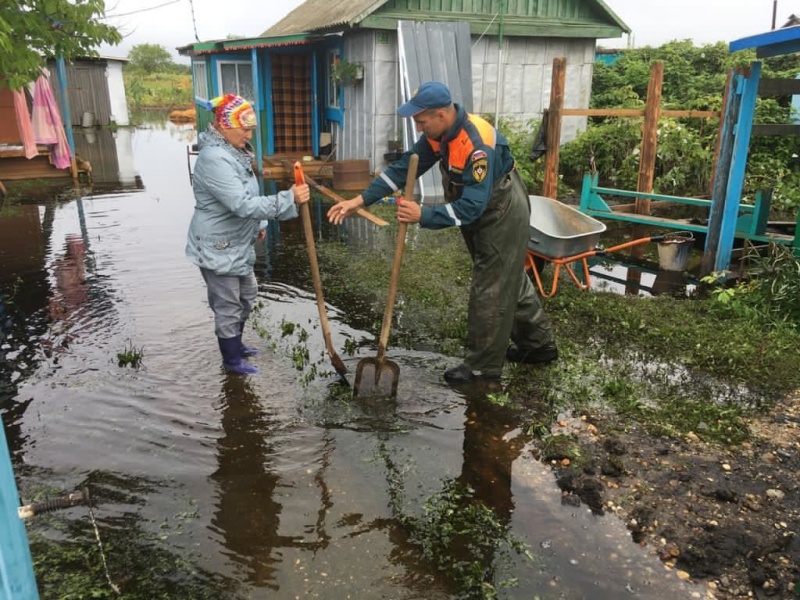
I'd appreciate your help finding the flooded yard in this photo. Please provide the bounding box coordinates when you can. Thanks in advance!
[1,118,703,599]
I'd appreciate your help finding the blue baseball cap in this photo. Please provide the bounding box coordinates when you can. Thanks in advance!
[397,82,452,117]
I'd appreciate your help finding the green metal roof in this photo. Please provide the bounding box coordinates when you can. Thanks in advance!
[177,33,312,57]
[264,0,630,39]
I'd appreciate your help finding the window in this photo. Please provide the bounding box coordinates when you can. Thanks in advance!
[192,60,208,101]
[218,61,254,101]
[327,50,341,108]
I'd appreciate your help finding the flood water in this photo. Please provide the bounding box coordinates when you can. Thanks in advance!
[1,119,698,599]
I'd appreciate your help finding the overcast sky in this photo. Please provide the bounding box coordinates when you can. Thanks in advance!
[98,0,800,61]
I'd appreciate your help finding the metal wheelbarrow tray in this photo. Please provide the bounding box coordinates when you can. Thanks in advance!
[528,195,607,258]
[525,195,675,297]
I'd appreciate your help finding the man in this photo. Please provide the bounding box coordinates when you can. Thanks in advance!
[328,81,556,383]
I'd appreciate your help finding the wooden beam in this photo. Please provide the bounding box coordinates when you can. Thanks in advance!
[542,57,566,199]
[561,108,718,119]
[636,62,663,216]
[758,77,800,96]
[751,124,800,136]
[710,70,733,196]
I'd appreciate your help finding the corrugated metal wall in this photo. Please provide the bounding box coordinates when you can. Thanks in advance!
[338,30,386,173]
[472,36,594,140]
[337,23,594,202]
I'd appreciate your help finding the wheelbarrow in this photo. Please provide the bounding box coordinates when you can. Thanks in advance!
[524,195,682,297]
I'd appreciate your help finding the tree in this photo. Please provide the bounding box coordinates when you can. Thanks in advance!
[127,43,173,73]
[0,0,122,91]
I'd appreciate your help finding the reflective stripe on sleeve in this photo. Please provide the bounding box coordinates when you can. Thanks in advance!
[379,172,399,192]
[445,203,462,227]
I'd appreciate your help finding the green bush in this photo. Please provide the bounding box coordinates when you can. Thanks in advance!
[561,41,800,214]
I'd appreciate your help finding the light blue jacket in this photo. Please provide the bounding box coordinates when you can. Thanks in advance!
[185,127,298,276]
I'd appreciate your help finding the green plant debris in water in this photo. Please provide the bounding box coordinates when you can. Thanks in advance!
[117,341,144,368]
[379,441,535,599]
[314,219,800,446]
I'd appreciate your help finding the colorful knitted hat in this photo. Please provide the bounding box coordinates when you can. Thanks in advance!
[209,94,256,129]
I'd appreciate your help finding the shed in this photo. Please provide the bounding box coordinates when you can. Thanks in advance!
[48,56,130,127]
[179,0,629,185]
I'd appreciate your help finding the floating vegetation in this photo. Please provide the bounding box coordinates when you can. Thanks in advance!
[117,341,144,368]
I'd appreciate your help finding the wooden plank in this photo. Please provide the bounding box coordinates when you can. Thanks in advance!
[751,124,800,136]
[0,156,71,180]
[301,172,388,228]
[542,57,566,199]
[262,164,335,181]
[611,200,695,213]
[758,77,800,96]
[561,108,718,118]
[710,70,733,196]
[705,69,743,274]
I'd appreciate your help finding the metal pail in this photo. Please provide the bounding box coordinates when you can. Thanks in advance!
[657,232,694,271]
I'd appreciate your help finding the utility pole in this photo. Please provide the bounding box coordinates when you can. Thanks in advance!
[772,0,778,30]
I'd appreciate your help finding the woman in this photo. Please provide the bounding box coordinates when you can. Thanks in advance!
[186,94,309,374]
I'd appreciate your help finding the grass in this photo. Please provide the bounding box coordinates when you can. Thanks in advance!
[123,70,193,112]
[312,218,800,446]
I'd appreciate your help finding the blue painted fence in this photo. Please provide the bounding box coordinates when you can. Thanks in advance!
[0,421,39,600]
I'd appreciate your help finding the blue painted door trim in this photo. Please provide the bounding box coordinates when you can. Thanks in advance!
[717,61,761,272]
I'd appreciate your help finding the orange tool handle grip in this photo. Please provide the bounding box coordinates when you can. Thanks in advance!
[293,161,305,187]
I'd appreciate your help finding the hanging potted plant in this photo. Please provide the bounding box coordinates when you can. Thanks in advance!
[330,58,364,86]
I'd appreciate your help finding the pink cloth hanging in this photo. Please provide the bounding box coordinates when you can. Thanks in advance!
[12,89,38,159]
[31,72,71,169]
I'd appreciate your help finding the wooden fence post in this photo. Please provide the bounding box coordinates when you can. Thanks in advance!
[635,62,663,216]
[542,57,566,199]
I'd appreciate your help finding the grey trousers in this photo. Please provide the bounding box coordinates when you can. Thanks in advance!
[200,268,258,339]
[460,170,554,375]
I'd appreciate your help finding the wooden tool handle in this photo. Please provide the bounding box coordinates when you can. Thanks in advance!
[295,162,338,360]
[302,173,388,228]
[376,153,418,361]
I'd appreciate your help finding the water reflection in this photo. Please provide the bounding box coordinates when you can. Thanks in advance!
[211,375,285,587]
[72,125,142,192]
[48,233,88,333]
[0,202,51,407]
[459,387,524,521]
[0,117,702,599]
[589,258,696,297]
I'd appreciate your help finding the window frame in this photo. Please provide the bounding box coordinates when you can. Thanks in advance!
[216,59,254,100]
[192,60,208,102]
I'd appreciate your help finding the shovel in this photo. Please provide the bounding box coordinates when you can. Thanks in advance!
[353,153,419,398]
[293,161,349,382]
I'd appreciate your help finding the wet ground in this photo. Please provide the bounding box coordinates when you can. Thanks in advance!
[1,118,707,598]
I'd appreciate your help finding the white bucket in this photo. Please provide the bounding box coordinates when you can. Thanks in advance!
[657,232,694,271]
[81,111,95,128]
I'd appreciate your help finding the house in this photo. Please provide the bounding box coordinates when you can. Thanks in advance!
[179,0,629,184]
[0,55,130,184]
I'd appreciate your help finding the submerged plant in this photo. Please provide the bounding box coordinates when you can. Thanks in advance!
[379,442,533,599]
[117,341,144,368]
